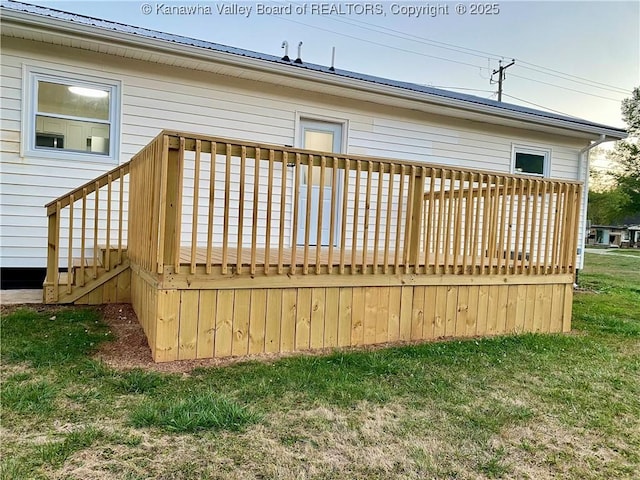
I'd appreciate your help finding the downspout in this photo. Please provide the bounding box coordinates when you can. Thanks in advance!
[576,134,608,280]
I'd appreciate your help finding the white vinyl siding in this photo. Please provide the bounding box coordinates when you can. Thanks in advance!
[0,37,588,269]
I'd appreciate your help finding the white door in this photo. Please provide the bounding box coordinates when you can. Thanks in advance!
[297,120,343,246]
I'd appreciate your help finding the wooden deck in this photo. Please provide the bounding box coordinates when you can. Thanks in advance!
[45,131,583,362]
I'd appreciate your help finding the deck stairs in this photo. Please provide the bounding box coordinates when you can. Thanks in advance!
[45,247,130,304]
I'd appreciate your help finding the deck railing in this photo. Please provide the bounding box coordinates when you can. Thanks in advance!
[148,131,582,277]
[422,174,581,275]
[44,161,130,302]
[126,133,166,273]
[45,130,583,301]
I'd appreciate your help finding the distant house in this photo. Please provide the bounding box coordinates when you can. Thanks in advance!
[587,225,639,248]
[628,226,640,248]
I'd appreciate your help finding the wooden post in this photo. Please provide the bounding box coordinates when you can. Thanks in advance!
[407,167,425,272]
[44,209,60,303]
[162,143,183,271]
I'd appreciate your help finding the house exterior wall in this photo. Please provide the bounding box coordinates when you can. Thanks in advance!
[1,36,589,271]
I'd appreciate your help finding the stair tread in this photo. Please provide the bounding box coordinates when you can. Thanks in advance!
[73,258,103,268]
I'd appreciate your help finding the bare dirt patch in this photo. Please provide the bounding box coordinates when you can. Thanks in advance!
[94,304,305,374]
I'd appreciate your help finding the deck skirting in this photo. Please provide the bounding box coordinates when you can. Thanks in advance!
[130,263,573,362]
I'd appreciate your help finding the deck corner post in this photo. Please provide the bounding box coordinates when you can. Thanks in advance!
[45,209,59,303]
[161,143,182,270]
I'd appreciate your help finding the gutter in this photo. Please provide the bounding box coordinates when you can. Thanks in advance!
[577,134,612,273]
[1,7,628,140]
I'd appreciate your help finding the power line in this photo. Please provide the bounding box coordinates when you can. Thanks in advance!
[516,60,631,94]
[271,6,632,103]
[348,17,631,94]
[517,64,630,95]
[509,74,626,102]
[285,8,632,95]
[502,94,578,117]
[307,10,502,62]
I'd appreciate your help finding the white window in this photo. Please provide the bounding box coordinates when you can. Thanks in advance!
[511,144,550,177]
[24,67,120,162]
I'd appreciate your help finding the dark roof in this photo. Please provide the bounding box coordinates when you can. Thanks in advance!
[1,0,627,137]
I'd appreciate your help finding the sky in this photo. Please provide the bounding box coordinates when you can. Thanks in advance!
[21,0,640,130]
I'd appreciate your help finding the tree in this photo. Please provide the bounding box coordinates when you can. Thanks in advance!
[587,187,630,225]
[621,87,640,132]
[609,87,640,219]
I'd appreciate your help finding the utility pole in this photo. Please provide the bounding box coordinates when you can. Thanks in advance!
[491,59,515,101]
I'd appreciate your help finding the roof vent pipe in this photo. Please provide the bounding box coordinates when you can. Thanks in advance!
[281,41,290,62]
[329,46,336,72]
[294,41,303,64]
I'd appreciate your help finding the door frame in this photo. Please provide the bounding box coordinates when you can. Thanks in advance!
[292,113,349,247]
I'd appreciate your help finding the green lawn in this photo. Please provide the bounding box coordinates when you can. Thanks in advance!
[1,253,639,479]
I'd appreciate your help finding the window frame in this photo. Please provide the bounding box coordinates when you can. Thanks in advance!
[510,144,551,178]
[22,66,121,163]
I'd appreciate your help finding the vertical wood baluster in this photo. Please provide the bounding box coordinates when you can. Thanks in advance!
[543,181,554,274]
[303,155,313,275]
[339,159,350,275]
[496,177,509,274]
[394,166,405,274]
[453,172,465,273]
[237,145,247,275]
[190,139,201,275]
[462,173,474,274]
[404,165,416,272]
[351,160,362,274]
[362,161,373,274]
[513,178,523,274]
[278,152,287,275]
[536,181,547,274]
[290,153,301,275]
[93,182,99,279]
[328,157,338,273]
[521,179,532,274]
[373,162,384,274]
[105,174,112,271]
[206,142,217,275]
[80,188,87,287]
[424,168,436,272]
[222,144,231,275]
[250,147,260,276]
[315,156,327,274]
[173,138,185,273]
[434,169,446,273]
[383,164,394,274]
[67,194,74,294]
[265,149,274,275]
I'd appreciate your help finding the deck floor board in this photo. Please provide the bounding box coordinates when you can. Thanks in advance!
[175,246,529,271]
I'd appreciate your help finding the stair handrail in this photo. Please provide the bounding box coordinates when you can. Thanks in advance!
[44,161,130,303]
